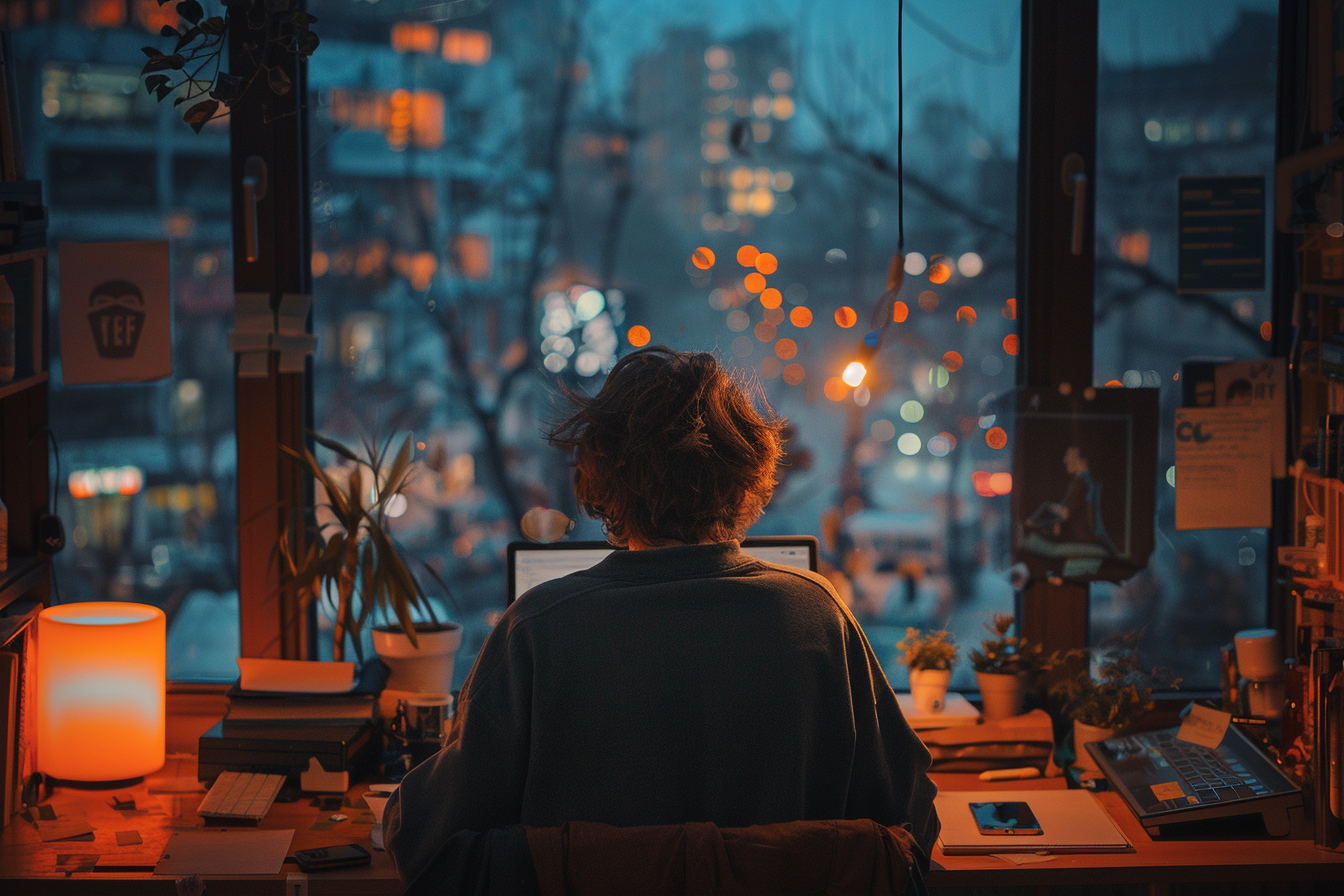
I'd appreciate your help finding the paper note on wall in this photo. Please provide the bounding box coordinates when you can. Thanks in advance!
[1174,407,1274,529]
[58,241,172,384]
[1213,358,1286,477]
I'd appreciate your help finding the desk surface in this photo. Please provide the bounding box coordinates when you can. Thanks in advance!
[0,755,401,894]
[2,764,1342,892]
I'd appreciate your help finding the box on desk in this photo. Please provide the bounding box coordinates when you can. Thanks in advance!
[197,719,379,783]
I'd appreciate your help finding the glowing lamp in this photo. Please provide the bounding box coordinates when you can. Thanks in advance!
[37,602,166,783]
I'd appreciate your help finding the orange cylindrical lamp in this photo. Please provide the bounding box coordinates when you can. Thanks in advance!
[37,602,166,783]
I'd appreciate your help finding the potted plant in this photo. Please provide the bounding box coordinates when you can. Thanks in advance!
[968,612,1044,720]
[277,428,462,695]
[897,627,959,714]
[1045,636,1180,771]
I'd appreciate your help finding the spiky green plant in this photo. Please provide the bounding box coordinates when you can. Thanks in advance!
[276,428,453,663]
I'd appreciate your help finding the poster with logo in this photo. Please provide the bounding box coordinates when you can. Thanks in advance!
[58,241,171,384]
[1173,406,1274,530]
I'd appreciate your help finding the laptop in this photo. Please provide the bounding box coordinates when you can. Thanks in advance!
[1086,722,1303,837]
[506,536,819,605]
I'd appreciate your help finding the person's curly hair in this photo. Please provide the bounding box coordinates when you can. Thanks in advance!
[547,346,786,547]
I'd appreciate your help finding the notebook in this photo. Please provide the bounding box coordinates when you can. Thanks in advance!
[934,789,1133,854]
[506,536,819,604]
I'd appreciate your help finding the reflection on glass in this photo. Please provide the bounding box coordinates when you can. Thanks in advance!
[1093,1,1278,687]
[15,19,238,681]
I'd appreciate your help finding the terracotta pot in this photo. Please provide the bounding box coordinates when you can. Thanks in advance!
[1072,718,1117,772]
[976,670,1027,721]
[908,667,952,714]
[371,621,463,695]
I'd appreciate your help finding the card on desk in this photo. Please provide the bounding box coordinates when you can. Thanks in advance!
[935,789,1132,854]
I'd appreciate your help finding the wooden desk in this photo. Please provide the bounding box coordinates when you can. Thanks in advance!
[0,755,401,894]
[926,773,1344,891]
[4,766,1342,893]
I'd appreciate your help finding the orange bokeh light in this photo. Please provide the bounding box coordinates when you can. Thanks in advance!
[989,472,1013,495]
[782,363,806,385]
[892,301,909,323]
[1003,297,1017,320]
[744,272,767,293]
[737,245,760,266]
[775,338,798,359]
[1105,379,1123,388]
[1261,321,1272,341]
[835,307,857,328]
[928,259,952,284]
[760,287,782,309]
[918,290,939,312]
[790,306,813,327]
[628,325,651,347]
[956,306,977,326]
[942,351,963,372]
[1003,333,1019,355]
[972,471,995,497]
[692,247,715,269]
[823,377,850,401]
[754,252,778,274]
[755,321,777,342]
[985,427,1008,450]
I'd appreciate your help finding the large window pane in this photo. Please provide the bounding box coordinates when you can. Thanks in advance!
[1092,2,1278,686]
[308,0,1022,690]
[12,14,239,681]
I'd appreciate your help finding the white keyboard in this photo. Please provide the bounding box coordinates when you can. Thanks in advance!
[197,770,287,822]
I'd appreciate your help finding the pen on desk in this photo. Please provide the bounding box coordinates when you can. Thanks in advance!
[978,767,1042,781]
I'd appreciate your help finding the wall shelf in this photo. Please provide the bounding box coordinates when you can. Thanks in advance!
[0,372,45,401]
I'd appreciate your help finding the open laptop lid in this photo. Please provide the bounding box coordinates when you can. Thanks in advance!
[506,535,819,605]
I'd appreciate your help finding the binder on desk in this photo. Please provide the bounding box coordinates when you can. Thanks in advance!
[934,790,1133,854]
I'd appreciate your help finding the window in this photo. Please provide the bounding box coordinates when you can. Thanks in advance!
[1091,1,1279,687]
[16,1,1285,697]
[306,0,1022,690]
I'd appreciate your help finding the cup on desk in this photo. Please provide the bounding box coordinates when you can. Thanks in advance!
[401,693,453,743]
[1235,628,1282,682]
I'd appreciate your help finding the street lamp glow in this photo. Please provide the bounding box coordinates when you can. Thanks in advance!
[842,361,867,387]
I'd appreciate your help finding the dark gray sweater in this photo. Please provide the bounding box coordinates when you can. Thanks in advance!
[385,542,939,884]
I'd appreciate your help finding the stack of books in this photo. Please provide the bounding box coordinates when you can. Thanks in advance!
[221,659,388,734]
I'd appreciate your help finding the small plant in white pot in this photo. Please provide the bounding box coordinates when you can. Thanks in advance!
[897,627,959,714]
[968,612,1044,721]
[1045,636,1180,771]
[277,428,462,696]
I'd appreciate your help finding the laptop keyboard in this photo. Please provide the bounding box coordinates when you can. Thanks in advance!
[1124,730,1274,806]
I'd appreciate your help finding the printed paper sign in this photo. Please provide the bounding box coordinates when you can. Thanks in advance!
[1174,407,1274,529]
[58,241,172,384]
[1176,702,1231,749]
[1213,358,1286,477]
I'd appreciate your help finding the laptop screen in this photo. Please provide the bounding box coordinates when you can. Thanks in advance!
[506,536,819,605]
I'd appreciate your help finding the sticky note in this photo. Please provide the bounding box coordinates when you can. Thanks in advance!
[1177,703,1231,749]
[1150,781,1186,802]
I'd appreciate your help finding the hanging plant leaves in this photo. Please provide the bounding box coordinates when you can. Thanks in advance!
[159,25,179,38]
[141,52,186,74]
[175,0,204,25]
[183,98,220,133]
[268,65,292,96]
[144,73,170,96]
[210,71,245,104]
[296,30,319,57]
[201,15,226,35]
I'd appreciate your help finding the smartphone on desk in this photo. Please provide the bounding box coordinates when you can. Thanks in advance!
[969,801,1044,836]
[293,843,372,872]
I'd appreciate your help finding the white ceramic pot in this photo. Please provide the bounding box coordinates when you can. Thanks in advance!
[976,670,1027,721]
[371,622,463,695]
[1072,719,1117,772]
[908,667,952,715]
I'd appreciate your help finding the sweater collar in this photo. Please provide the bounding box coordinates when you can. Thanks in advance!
[587,541,749,581]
